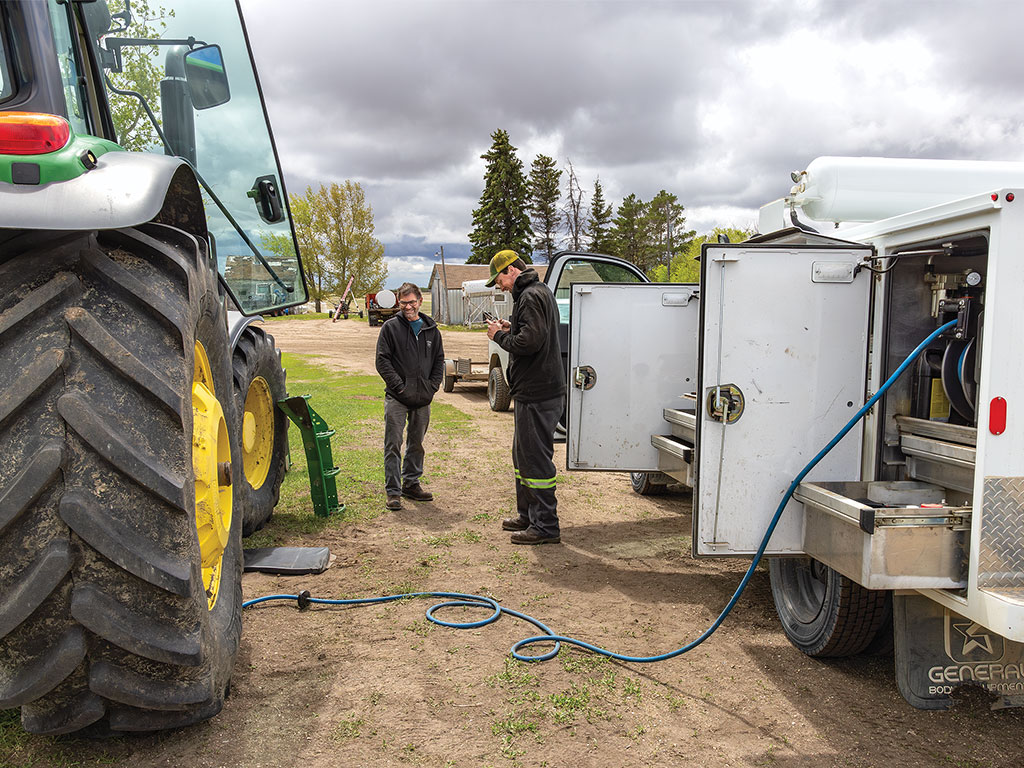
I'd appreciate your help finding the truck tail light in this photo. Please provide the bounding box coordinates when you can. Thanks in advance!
[0,111,71,155]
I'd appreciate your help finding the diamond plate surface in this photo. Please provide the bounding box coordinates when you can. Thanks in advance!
[979,477,1024,588]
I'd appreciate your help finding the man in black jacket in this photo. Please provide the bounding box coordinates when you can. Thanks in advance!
[486,250,565,544]
[375,283,445,510]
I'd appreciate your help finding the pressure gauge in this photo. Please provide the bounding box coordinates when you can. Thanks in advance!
[966,271,982,287]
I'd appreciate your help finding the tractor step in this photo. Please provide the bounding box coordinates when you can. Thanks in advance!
[276,395,345,517]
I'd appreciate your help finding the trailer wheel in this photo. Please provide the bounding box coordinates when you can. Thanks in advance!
[488,366,511,411]
[769,557,890,657]
[630,472,669,496]
[232,325,288,536]
[443,371,456,393]
[0,225,242,735]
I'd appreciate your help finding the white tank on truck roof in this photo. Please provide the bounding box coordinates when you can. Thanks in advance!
[785,156,1024,224]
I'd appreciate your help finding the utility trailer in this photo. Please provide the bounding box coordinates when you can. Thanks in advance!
[442,357,490,393]
[567,157,1024,710]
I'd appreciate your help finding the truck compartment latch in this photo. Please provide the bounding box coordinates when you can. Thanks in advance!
[704,383,745,424]
[573,365,597,391]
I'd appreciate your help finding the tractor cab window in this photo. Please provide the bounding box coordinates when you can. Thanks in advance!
[0,18,11,102]
[81,0,307,315]
[44,0,89,133]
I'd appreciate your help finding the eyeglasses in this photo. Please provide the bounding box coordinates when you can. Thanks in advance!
[398,299,419,307]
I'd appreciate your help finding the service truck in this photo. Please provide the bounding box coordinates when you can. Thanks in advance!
[566,156,1024,710]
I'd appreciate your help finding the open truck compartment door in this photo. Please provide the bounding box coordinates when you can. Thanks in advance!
[567,283,699,471]
[695,244,873,556]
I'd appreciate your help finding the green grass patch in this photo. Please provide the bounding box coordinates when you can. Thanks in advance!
[246,353,472,546]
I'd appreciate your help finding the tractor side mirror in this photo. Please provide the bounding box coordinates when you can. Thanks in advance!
[184,45,230,110]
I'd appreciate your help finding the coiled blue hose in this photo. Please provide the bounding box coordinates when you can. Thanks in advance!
[244,319,958,664]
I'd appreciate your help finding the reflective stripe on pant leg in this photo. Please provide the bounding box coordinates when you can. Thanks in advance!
[513,396,562,536]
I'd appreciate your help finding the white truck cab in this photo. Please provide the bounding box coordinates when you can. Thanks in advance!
[569,157,1024,710]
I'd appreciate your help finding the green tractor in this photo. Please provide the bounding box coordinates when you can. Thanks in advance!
[0,0,302,734]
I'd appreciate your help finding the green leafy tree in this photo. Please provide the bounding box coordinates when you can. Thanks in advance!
[610,194,650,270]
[103,0,175,151]
[650,226,756,283]
[528,154,562,262]
[290,181,387,311]
[644,190,695,277]
[468,129,533,264]
[586,178,614,254]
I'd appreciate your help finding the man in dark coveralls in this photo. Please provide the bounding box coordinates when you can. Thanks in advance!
[485,250,565,545]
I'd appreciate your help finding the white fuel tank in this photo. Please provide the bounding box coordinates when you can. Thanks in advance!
[791,156,1024,223]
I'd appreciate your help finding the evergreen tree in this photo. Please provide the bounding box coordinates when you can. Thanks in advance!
[643,190,695,277]
[586,178,615,254]
[528,154,562,262]
[467,129,533,264]
[610,194,650,270]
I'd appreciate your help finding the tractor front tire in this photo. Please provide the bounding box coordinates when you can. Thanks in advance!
[0,224,243,735]
[232,325,288,536]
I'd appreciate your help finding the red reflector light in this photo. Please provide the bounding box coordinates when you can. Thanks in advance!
[990,396,1007,435]
[992,193,999,201]
[0,111,71,155]
[1007,193,1016,202]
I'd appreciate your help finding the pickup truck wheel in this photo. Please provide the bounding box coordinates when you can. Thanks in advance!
[0,224,242,735]
[232,326,288,537]
[488,366,511,412]
[630,472,669,495]
[442,372,456,393]
[769,557,889,657]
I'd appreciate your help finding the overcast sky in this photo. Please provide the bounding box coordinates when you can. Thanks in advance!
[242,0,1024,288]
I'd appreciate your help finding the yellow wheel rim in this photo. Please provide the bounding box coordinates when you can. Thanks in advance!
[192,341,232,611]
[242,376,274,490]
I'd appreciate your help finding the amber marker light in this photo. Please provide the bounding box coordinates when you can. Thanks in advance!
[0,111,72,155]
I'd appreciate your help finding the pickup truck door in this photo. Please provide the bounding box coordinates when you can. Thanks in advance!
[695,244,872,556]
[566,283,700,470]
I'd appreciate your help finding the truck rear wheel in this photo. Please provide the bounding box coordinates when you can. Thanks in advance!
[0,224,242,735]
[769,557,889,657]
[488,366,511,411]
[232,325,288,536]
[630,472,670,495]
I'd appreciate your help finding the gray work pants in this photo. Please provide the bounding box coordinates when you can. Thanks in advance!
[384,394,431,496]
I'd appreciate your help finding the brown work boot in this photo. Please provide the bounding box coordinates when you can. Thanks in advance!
[402,483,433,501]
[510,528,561,545]
[386,495,402,511]
[501,516,529,531]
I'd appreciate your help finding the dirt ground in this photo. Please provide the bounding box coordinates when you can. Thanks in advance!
[17,317,1024,768]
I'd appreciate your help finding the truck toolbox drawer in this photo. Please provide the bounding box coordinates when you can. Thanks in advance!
[792,481,970,590]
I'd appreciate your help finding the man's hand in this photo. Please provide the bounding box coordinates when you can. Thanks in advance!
[486,318,510,340]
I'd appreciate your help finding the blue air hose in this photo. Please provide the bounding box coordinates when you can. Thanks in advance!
[244,319,958,664]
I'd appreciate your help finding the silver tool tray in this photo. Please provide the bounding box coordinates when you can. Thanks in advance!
[792,481,971,590]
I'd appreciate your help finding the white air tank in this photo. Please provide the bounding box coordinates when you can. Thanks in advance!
[791,156,1024,223]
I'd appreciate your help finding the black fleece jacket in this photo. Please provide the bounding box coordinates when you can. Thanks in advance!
[492,269,566,403]
[375,312,445,408]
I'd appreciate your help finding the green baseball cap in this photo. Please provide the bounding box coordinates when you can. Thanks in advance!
[485,249,519,287]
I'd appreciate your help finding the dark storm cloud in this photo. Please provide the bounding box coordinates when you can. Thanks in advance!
[243,0,1024,283]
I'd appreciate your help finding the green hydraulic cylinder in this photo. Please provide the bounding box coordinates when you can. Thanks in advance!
[276,395,345,517]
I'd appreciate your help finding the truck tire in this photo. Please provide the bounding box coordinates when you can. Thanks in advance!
[769,557,890,657]
[442,371,456,393]
[488,366,511,412]
[0,224,243,735]
[232,325,288,537]
[630,471,670,496]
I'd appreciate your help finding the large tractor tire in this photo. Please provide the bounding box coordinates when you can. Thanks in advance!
[232,325,288,536]
[769,557,890,658]
[0,223,243,735]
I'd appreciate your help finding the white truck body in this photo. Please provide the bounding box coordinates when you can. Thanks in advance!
[569,157,1024,709]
